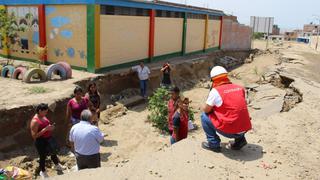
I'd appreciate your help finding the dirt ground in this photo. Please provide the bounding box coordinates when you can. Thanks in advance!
[1,40,320,179]
[0,59,97,109]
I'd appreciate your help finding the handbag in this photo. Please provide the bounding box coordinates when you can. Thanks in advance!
[46,137,60,155]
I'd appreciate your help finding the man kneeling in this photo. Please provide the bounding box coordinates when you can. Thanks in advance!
[69,110,104,170]
[201,66,252,152]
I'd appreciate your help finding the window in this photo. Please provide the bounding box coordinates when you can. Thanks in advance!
[209,15,220,20]
[187,13,205,19]
[21,39,28,50]
[100,5,149,16]
[156,10,183,18]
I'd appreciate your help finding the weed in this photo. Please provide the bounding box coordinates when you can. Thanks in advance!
[27,86,51,94]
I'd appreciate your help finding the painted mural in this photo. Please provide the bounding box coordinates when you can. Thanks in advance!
[45,5,87,68]
[6,6,39,59]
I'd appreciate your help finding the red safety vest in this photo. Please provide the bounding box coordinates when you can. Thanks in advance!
[209,84,252,134]
[34,115,52,138]
[172,111,189,141]
[168,99,175,131]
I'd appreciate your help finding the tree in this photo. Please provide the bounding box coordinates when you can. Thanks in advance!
[0,8,22,64]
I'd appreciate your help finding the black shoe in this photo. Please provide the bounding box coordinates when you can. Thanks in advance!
[230,137,247,150]
[201,142,221,153]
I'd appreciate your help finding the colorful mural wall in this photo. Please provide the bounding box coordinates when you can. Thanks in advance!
[6,6,39,60]
[45,5,87,68]
[2,1,249,73]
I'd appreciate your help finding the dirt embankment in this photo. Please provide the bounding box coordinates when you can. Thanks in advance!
[0,50,252,154]
[52,42,320,180]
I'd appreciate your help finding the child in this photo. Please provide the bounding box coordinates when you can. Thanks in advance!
[171,97,190,144]
[86,82,101,126]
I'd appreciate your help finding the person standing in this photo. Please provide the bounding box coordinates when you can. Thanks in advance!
[131,61,150,98]
[171,97,190,144]
[30,103,65,179]
[201,66,252,152]
[85,82,101,126]
[66,86,89,126]
[160,62,172,89]
[69,110,104,170]
[167,86,180,135]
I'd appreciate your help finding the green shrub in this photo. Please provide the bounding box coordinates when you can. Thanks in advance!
[253,32,264,40]
[147,87,195,133]
[148,87,170,132]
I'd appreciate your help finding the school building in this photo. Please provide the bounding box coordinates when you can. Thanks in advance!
[0,0,252,73]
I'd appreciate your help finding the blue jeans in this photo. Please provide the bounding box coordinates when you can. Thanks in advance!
[139,80,148,97]
[170,136,176,145]
[201,112,245,148]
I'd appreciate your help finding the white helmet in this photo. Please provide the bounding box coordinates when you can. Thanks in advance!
[210,66,228,78]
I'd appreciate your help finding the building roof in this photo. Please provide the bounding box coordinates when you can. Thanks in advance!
[1,0,225,16]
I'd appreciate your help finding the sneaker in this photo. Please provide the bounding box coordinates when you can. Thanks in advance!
[201,142,221,153]
[54,164,67,171]
[39,171,49,179]
[230,137,247,150]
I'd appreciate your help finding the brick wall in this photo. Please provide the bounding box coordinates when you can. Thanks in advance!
[221,18,252,50]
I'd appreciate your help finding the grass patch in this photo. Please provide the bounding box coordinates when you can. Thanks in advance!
[27,86,51,94]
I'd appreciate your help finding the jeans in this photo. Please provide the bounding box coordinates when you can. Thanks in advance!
[170,136,176,145]
[139,80,148,97]
[201,112,245,148]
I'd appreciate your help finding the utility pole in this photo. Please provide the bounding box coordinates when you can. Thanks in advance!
[316,19,319,51]
[312,15,320,51]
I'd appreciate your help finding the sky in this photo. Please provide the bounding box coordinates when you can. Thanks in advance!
[161,0,320,31]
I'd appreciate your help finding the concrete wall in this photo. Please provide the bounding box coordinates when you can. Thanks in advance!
[309,36,320,52]
[221,19,252,50]
[100,15,149,67]
[154,17,183,56]
[6,6,39,60]
[206,19,221,49]
[186,19,205,53]
[45,5,87,68]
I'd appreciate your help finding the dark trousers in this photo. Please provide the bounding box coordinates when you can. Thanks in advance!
[75,152,101,170]
[35,138,59,172]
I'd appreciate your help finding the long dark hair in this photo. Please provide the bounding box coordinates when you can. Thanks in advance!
[87,82,99,96]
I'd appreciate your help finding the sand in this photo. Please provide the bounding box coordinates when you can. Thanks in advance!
[49,41,320,179]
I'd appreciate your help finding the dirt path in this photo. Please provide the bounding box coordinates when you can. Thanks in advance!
[2,41,320,179]
[53,42,320,179]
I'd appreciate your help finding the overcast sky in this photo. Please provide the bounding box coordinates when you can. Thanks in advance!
[161,0,320,30]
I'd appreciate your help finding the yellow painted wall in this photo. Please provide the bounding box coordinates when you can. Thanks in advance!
[186,19,205,53]
[154,17,183,56]
[100,15,149,67]
[213,19,221,47]
[6,6,39,60]
[206,20,215,49]
[46,5,87,68]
